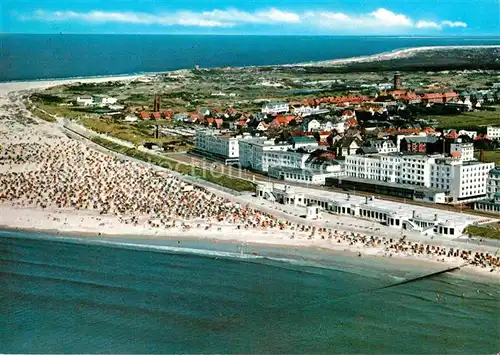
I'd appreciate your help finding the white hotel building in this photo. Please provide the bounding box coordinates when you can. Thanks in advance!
[345,153,494,204]
[239,138,308,173]
[195,129,245,164]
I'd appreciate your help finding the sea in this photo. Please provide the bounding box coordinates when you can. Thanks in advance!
[1,34,500,82]
[1,230,499,354]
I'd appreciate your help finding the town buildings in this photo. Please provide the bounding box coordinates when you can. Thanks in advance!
[256,183,476,237]
[487,126,500,139]
[76,95,118,107]
[195,129,245,164]
[344,152,493,204]
[261,102,289,114]
[474,167,500,214]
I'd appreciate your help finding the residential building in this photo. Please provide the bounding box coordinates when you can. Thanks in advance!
[487,126,500,139]
[359,139,397,154]
[450,142,474,161]
[289,136,319,149]
[195,129,243,164]
[458,130,477,139]
[261,102,289,114]
[399,136,439,154]
[303,119,321,132]
[337,137,362,157]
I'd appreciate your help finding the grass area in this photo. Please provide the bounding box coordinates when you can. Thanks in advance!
[81,118,192,150]
[26,104,56,122]
[36,102,87,119]
[465,224,500,240]
[90,136,255,192]
[426,108,500,130]
[475,150,500,165]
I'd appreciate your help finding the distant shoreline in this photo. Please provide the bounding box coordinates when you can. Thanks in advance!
[1,44,499,86]
[288,44,500,67]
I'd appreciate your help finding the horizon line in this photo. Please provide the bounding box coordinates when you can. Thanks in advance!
[2,32,500,37]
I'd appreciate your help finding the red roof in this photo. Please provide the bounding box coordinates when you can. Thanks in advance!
[139,111,150,120]
[214,118,223,128]
[446,130,458,139]
[152,112,161,120]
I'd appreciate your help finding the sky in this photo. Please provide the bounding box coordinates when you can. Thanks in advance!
[2,0,499,35]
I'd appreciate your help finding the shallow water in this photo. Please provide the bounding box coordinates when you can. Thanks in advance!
[1,230,499,353]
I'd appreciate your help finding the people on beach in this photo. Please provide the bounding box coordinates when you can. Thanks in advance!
[0,99,498,272]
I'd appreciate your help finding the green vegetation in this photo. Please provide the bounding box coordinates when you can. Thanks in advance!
[90,136,255,192]
[465,224,500,240]
[427,109,500,130]
[81,117,192,150]
[475,150,500,165]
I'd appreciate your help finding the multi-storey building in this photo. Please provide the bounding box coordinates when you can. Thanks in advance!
[345,152,493,203]
[475,167,500,214]
[239,138,319,173]
[487,126,500,139]
[195,129,243,164]
[449,142,474,161]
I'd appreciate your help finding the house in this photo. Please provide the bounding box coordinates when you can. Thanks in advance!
[76,96,94,106]
[270,115,294,128]
[256,121,269,131]
[359,139,397,154]
[335,137,362,157]
[320,121,335,131]
[302,119,321,132]
[340,110,356,121]
[198,107,211,116]
[151,112,161,120]
[214,118,223,129]
[261,102,289,114]
[124,115,138,122]
[162,111,174,120]
[289,135,319,149]
[139,111,150,120]
[173,113,188,122]
[399,136,439,153]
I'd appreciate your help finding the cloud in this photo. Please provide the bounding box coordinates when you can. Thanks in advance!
[415,19,468,30]
[416,20,442,29]
[369,8,412,27]
[20,8,467,31]
[441,20,467,28]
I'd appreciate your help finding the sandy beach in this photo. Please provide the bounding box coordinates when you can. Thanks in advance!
[289,44,500,67]
[1,74,499,280]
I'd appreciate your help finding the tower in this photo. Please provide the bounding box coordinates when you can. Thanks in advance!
[153,94,161,112]
[393,72,402,90]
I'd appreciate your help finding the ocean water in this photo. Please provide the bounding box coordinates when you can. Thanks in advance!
[1,34,500,82]
[1,230,499,354]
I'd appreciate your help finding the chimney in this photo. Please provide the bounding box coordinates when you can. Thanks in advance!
[365,196,369,204]
[412,210,416,218]
[434,213,438,221]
